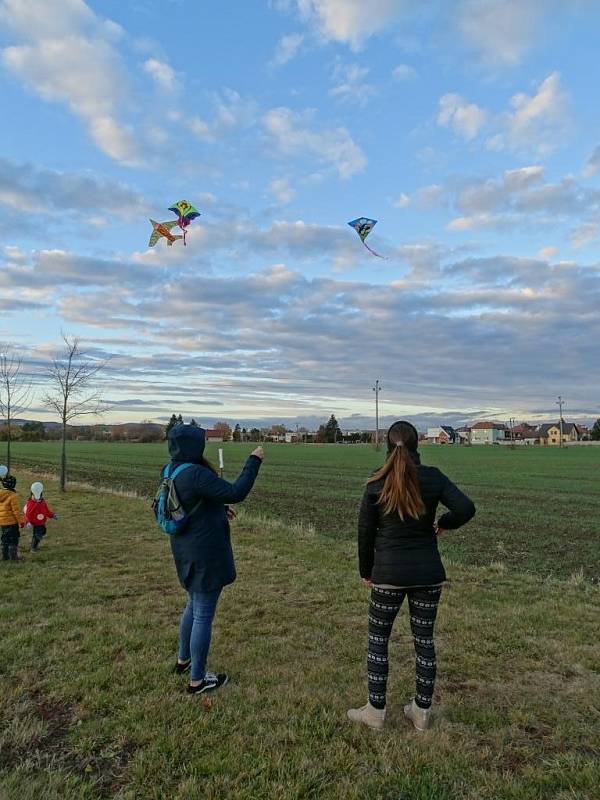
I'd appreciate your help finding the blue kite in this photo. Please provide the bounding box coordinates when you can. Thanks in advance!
[348,217,385,258]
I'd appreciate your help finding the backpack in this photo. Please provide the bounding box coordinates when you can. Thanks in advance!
[152,463,203,536]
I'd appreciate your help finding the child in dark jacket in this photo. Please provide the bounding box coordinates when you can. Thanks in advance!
[1,472,24,561]
[23,481,57,551]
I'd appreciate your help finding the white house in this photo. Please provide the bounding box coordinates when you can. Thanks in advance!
[426,426,457,444]
[470,421,507,444]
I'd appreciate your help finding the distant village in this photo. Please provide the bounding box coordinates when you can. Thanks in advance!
[1,415,598,446]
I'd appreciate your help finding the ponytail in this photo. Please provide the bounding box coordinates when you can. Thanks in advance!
[367,421,425,520]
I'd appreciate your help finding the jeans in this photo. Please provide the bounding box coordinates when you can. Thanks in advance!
[178,589,221,681]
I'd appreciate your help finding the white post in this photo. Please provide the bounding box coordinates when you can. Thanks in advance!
[218,448,224,478]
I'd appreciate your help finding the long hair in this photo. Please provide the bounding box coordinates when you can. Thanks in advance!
[367,421,425,520]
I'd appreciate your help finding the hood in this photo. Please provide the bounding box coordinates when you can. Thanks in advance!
[0,488,14,502]
[168,424,206,463]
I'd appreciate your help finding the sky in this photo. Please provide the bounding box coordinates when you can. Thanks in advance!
[0,0,599,430]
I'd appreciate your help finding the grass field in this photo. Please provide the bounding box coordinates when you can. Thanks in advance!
[8,440,600,581]
[1,469,599,800]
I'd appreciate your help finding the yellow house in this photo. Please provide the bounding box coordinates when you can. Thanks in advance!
[538,422,582,445]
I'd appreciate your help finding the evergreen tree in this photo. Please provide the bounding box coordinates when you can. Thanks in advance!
[190,418,198,427]
[165,414,178,435]
[591,419,600,440]
[324,414,342,443]
[177,414,183,425]
[233,424,241,442]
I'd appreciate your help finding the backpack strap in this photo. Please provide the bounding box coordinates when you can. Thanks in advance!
[167,463,204,519]
[170,463,193,481]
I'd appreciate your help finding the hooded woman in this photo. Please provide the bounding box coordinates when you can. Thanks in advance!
[348,421,475,731]
[165,424,263,695]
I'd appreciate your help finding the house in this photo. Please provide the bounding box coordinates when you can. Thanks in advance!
[537,421,583,446]
[505,423,539,445]
[470,421,507,444]
[426,426,457,444]
[205,429,224,443]
[455,426,472,444]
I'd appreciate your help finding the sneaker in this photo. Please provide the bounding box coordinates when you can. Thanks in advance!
[347,702,386,730]
[186,672,228,695]
[173,659,191,674]
[404,698,432,732]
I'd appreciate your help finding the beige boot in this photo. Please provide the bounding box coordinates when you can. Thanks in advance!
[347,702,386,730]
[404,698,432,732]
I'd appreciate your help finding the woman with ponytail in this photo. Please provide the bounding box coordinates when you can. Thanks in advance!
[348,421,475,732]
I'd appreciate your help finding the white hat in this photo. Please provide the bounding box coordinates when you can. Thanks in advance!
[0,465,7,479]
[31,481,44,500]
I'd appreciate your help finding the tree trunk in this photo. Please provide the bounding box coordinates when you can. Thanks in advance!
[60,420,67,492]
[6,407,11,471]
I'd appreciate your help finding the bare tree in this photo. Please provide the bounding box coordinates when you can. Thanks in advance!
[43,335,106,491]
[0,346,32,470]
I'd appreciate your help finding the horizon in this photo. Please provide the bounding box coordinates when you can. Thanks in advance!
[1,1,599,425]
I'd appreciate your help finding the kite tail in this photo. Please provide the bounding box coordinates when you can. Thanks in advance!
[363,241,386,259]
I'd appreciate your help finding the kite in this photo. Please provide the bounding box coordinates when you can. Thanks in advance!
[348,217,386,258]
[148,219,183,247]
[168,200,201,245]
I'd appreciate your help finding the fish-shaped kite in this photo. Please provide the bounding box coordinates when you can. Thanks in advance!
[169,200,201,246]
[148,219,183,247]
[348,217,385,258]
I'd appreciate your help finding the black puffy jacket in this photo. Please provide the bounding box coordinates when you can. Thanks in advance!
[358,453,475,586]
[165,426,261,593]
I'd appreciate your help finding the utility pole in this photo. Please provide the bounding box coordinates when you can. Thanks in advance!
[556,396,565,447]
[372,380,382,450]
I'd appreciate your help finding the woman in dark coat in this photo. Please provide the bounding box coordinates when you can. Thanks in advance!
[348,421,475,731]
[165,425,263,695]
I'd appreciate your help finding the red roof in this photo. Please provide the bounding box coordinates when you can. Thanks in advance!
[471,421,506,430]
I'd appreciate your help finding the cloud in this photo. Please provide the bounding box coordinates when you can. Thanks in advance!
[437,93,487,141]
[392,63,416,81]
[329,62,376,105]
[50,254,600,415]
[0,157,150,218]
[458,0,544,67]
[0,0,138,164]
[329,62,376,106]
[293,0,408,49]
[268,178,296,204]
[487,72,570,156]
[187,89,258,142]
[394,193,410,208]
[583,145,600,179]
[1,248,161,290]
[537,246,558,260]
[263,106,367,178]
[143,58,177,92]
[270,32,304,66]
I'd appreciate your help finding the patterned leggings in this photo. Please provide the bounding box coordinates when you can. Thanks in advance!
[367,585,442,710]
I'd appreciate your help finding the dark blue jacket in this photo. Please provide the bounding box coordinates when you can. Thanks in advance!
[165,426,261,593]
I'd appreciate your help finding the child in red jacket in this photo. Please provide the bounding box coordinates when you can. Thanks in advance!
[23,482,58,551]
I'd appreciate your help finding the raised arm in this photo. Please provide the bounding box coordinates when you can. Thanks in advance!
[193,454,262,505]
[358,487,379,579]
[437,473,476,530]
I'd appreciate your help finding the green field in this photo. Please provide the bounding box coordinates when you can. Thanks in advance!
[9,440,600,581]
[1,470,599,800]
